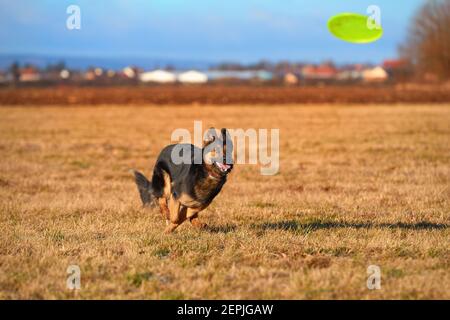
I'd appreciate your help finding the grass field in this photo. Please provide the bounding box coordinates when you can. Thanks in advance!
[0,104,448,299]
[1,85,450,105]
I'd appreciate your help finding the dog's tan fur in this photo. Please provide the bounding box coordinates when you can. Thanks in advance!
[154,132,231,233]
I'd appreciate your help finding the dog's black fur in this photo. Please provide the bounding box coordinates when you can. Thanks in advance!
[133,128,233,232]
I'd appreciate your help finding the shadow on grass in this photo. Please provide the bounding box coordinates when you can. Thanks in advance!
[204,224,237,234]
[254,220,448,232]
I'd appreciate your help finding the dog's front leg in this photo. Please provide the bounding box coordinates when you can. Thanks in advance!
[164,195,186,233]
[187,209,207,229]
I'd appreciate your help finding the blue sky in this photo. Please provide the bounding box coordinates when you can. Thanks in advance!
[0,0,424,64]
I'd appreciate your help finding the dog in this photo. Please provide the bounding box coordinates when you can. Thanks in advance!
[133,128,233,233]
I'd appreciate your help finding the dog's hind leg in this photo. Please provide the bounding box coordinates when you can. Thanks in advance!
[158,197,170,224]
[153,167,173,225]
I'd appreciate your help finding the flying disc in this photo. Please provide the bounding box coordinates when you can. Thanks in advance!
[328,12,383,44]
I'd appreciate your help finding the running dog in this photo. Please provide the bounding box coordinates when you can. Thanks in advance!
[133,128,233,233]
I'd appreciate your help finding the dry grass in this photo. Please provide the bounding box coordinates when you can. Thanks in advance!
[0,104,448,299]
[1,85,450,105]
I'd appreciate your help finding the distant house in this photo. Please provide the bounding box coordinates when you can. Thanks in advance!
[60,69,70,79]
[84,69,96,81]
[122,66,142,79]
[301,64,337,80]
[284,72,298,85]
[106,70,116,78]
[254,70,273,81]
[382,59,407,70]
[382,59,412,82]
[206,70,254,81]
[94,68,103,77]
[139,70,176,83]
[206,70,272,82]
[362,66,388,82]
[178,70,208,84]
[20,67,41,82]
[336,70,363,81]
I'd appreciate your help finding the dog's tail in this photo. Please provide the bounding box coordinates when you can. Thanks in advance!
[132,170,155,207]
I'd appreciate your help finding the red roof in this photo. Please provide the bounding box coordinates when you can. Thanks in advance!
[315,65,337,76]
[302,64,337,79]
[383,59,407,69]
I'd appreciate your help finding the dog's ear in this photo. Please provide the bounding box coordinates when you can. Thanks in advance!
[203,127,216,148]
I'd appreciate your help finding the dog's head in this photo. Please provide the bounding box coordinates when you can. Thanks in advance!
[203,128,233,176]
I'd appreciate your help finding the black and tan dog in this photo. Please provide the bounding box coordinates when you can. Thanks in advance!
[133,128,233,233]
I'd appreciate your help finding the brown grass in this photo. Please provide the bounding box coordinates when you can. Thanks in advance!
[0,104,449,299]
[1,85,450,105]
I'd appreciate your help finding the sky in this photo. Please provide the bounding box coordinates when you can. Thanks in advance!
[0,0,425,64]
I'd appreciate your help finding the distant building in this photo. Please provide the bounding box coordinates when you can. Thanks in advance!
[122,66,142,79]
[178,70,208,84]
[94,68,103,76]
[19,67,41,82]
[301,64,337,80]
[382,59,412,82]
[382,59,407,70]
[336,70,363,81]
[60,69,70,79]
[207,70,272,82]
[139,70,176,83]
[362,66,388,82]
[84,69,96,81]
[284,72,298,85]
[206,70,254,81]
[106,70,116,78]
[255,70,273,81]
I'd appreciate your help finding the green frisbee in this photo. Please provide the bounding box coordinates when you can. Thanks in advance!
[328,12,383,44]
